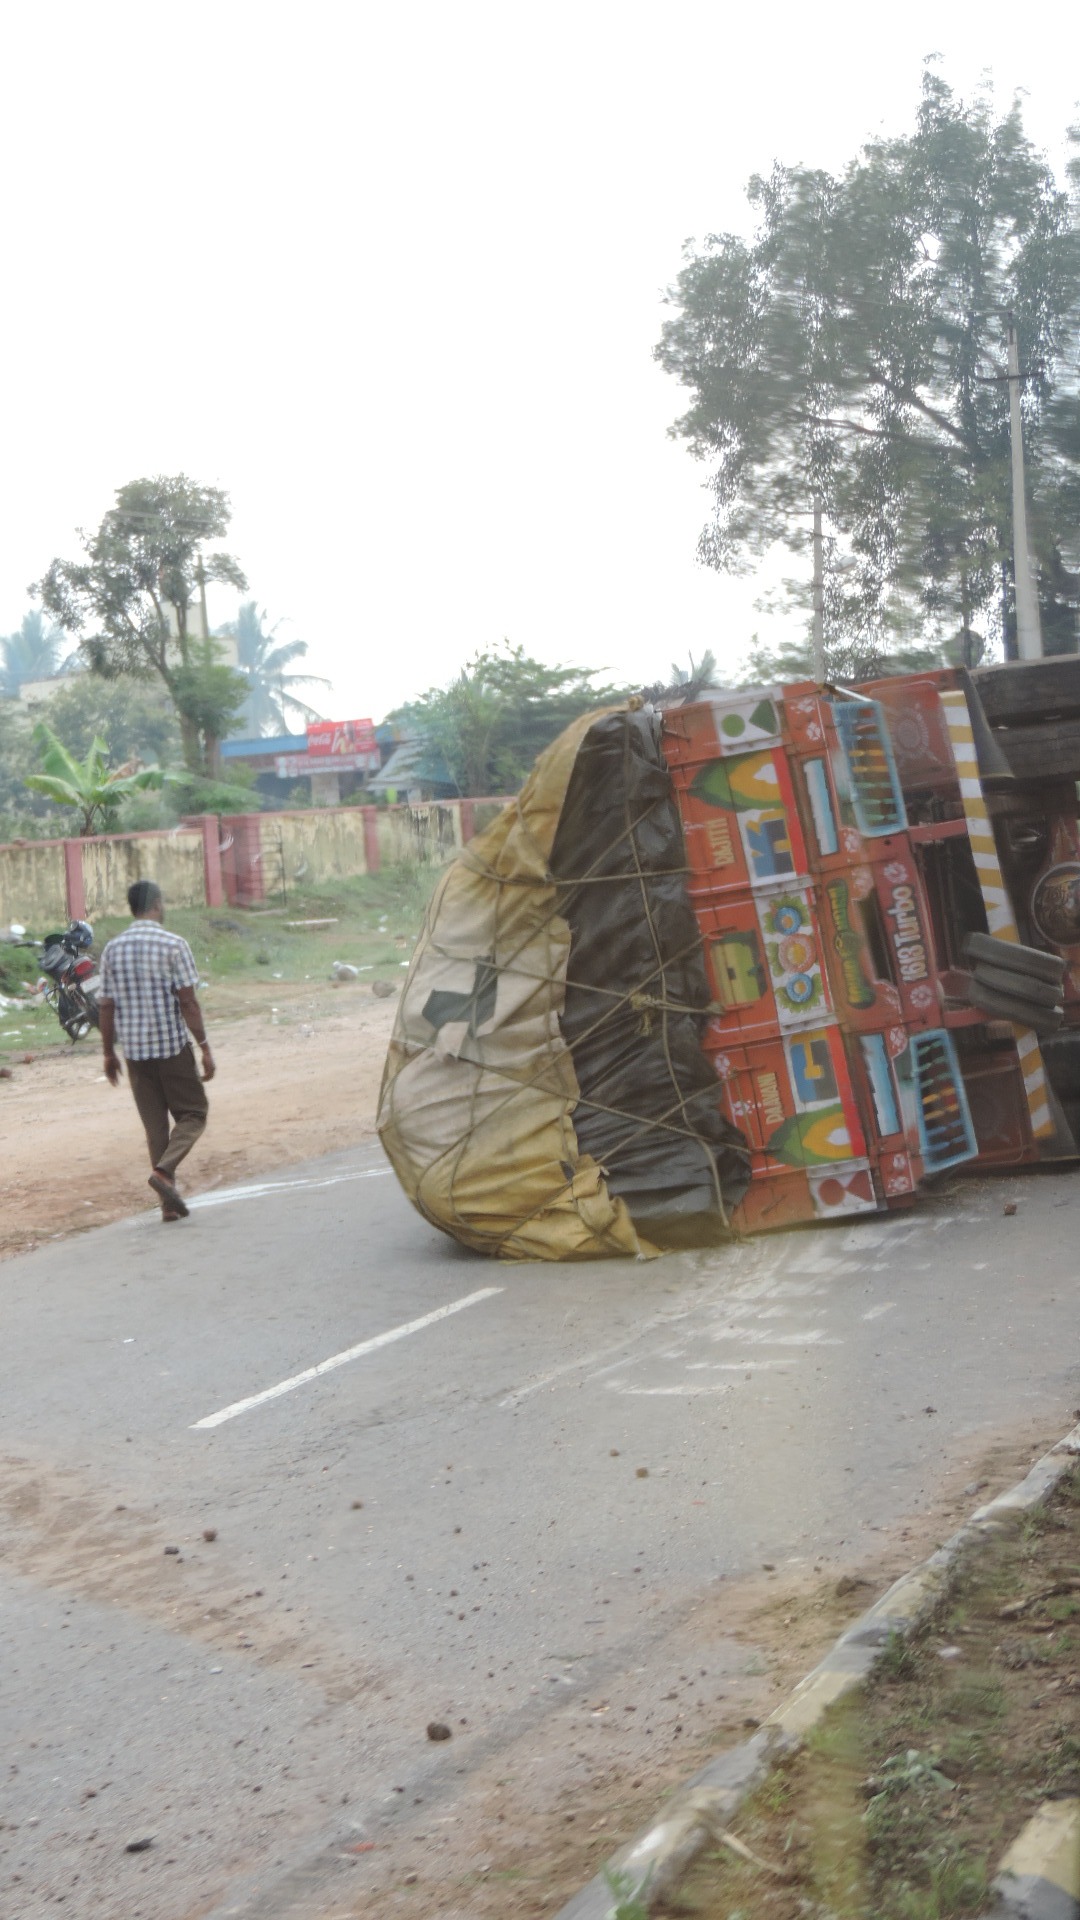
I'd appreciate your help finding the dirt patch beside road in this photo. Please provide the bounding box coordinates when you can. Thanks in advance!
[667,1458,1080,1920]
[0,980,399,1261]
[253,1423,1062,1920]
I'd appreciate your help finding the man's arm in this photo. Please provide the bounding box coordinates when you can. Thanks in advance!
[177,986,215,1081]
[99,997,123,1086]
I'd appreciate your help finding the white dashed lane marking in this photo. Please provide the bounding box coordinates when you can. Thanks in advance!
[191,1288,503,1430]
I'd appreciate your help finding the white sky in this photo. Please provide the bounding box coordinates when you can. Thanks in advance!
[2,2,1077,724]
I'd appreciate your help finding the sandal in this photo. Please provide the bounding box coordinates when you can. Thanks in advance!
[149,1170,189,1218]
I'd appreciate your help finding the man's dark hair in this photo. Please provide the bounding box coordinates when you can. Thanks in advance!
[128,879,163,916]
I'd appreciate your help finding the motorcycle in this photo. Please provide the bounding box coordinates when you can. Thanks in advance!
[13,920,102,1042]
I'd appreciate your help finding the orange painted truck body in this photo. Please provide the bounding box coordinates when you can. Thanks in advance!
[663,668,1080,1231]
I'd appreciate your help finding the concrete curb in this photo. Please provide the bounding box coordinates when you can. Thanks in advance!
[554,1421,1080,1920]
[979,1799,1080,1919]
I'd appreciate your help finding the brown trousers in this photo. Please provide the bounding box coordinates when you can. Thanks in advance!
[126,1044,209,1179]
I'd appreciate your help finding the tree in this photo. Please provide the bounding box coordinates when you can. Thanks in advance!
[391,642,623,794]
[638,649,719,704]
[0,701,35,817]
[37,475,250,772]
[170,638,250,774]
[24,723,165,836]
[655,69,1080,664]
[0,609,70,697]
[37,673,181,767]
[731,630,954,687]
[218,601,329,734]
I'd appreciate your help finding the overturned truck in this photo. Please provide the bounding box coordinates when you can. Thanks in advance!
[378,660,1080,1258]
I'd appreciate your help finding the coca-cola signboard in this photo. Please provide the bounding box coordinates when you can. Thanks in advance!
[307,719,377,756]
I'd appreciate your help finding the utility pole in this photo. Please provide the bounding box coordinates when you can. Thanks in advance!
[811,494,826,680]
[1007,315,1043,662]
[196,553,210,646]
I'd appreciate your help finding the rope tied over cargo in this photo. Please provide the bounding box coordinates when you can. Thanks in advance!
[379,705,751,1257]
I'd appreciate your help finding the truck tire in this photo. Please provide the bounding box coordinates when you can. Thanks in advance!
[962,931,1066,985]
[967,977,1066,1033]
[972,962,1064,1012]
[1040,1032,1080,1101]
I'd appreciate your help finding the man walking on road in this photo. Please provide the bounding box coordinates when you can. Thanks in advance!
[98,880,215,1221]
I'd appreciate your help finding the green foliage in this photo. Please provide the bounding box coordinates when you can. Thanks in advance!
[0,609,71,696]
[639,648,720,703]
[600,1863,652,1919]
[23,722,166,835]
[892,1848,989,1920]
[0,701,36,817]
[393,640,623,795]
[218,600,329,735]
[169,638,250,773]
[657,69,1080,666]
[733,630,956,686]
[865,1748,957,1815]
[938,1672,1007,1724]
[36,474,248,772]
[35,673,181,766]
[0,943,32,994]
[1,675,183,835]
[877,1629,920,1682]
[80,868,438,1004]
[1045,1731,1080,1792]
[168,766,259,818]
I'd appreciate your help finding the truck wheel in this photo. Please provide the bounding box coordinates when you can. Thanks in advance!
[1040,1032,1080,1102]
[967,977,1066,1033]
[972,962,1064,1012]
[962,931,1066,985]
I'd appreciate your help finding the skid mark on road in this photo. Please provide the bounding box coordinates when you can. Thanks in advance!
[503,1213,936,1413]
[688,1359,796,1372]
[707,1327,838,1346]
[189,1165,392,1210]
[192,1287,504,1430]
[497,1327,669,1409]
[616,1382,738,1396]
[598,1217,928,1402]
[119,1164,393,1228]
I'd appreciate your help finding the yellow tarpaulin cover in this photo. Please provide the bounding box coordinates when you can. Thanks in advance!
[377,707,649,1260]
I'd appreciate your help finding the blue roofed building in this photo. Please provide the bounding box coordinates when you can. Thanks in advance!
[221,723,457,806]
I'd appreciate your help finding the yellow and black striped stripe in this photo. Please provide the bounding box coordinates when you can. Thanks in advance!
[940,689,1052,1141]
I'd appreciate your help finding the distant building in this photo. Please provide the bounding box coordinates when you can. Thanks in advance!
[220,722,456,806]
[365,736,457,802]
[15,672,79,708]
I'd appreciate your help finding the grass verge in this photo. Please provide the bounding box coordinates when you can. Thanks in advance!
[0,865,439,1060]
[659,1464,1080,1920]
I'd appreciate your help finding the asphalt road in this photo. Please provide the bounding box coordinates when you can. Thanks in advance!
[2,1147,1079,1919]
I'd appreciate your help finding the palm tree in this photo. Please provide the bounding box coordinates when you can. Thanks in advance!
[24,723,165,835]
[0,609,71,697]
[218,601,330,736]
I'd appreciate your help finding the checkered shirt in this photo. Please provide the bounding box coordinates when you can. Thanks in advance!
[99,921,200,1060]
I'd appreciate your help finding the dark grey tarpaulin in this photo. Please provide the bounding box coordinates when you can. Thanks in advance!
[380,701,748,1260]
[550,709,750,1246]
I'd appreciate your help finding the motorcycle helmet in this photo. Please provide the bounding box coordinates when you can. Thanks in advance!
[67,920,94,950]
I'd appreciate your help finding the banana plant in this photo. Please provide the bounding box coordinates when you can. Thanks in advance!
[24,722,166,836]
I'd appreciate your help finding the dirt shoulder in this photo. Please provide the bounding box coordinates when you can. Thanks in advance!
[253,1422,1064,1920]
[663,1459,1080,1920]
[0,977,399,1261]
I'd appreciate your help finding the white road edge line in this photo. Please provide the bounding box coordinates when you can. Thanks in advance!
[187,1167,391,1211]
[190,1288,504,1430]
